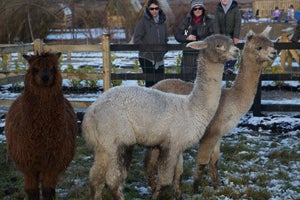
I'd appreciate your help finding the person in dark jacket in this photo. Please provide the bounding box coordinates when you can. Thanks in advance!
[175,0,214,81]
[214,0,241,73]
[291,19,300,43]
[133,0,168,87]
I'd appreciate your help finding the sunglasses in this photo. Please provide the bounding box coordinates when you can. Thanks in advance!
[149,7,159,11]
[193,7,204,11]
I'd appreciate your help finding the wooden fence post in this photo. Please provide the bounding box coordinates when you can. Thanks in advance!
[279,28,299,69]
[102,33,111,92]
[251,78,262,116]
[33,39,42,55]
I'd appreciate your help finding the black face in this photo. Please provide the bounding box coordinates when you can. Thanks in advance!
[23,52,61,88]
[32,65,57,87]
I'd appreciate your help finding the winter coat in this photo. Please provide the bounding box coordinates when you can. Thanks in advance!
[175,13,214,77]
[214,0,241,40]
[133,8,168,63]
[292,19,300,42]
[175,13,214,43]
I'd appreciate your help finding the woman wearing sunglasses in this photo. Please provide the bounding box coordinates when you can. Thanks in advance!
[175,0,214,81]
[133,0,168,87]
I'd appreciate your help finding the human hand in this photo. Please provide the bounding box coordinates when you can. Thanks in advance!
[186,35,197,41]
[233,38,239,45]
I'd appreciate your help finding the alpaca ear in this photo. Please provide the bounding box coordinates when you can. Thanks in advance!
[23,54,30,61]
[261,26,272,38]
[245,30,255,41]
[56,52,62,58]
[186,41,208,50]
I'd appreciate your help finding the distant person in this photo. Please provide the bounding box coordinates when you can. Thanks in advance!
[287,4,295,22]
[272,6,280,22]
[175,0,214,80]
[133,0,168,87]
[243,10,249,22]
[291,19,300,43]
[214,0,241,73]
[255,9,259,20]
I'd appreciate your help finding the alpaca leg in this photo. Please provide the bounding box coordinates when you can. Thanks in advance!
[173,153,183,200]
[193,163,206,194]
[106,145,133,200]
[41,187,55,200]
[42,170,60,200]
[144,147,160,192]
[152,148,178,200]
[197,125,222,165]
[194,126,221,193]
[24,172,40,200]
[209,140,221,189]
[89,150,109,200]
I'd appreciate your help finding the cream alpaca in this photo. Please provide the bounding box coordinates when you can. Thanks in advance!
[82,34,239,199]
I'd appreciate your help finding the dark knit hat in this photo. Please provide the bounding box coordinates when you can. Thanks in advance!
[147,0,159,7]
[191,0,205,9]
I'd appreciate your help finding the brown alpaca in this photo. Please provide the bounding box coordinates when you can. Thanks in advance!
[5,52,77,200]
[146,27,277,194]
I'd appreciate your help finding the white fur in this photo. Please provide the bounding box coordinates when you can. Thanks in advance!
[82,34,239,199]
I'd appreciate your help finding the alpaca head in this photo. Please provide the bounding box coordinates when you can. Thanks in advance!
[186,34,240,63]
[23,52,62,93]
[244,26,277,63]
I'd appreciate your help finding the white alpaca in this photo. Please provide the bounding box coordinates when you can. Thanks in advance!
[82,34,239,200]
[145,27,277,193]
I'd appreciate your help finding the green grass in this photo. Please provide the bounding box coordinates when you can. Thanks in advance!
[0,130,299,199]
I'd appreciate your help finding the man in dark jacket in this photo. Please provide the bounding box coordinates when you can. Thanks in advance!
[175,0,214,81]
[214,0,241,73]
[133,0,168,87]
[292,19,300,43]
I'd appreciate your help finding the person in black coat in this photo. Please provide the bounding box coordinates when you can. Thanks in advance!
[175,0,214,81]
[133,0,168,87]
[214,0,241,73]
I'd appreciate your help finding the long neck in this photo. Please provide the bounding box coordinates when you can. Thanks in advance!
[24,73,64,105]
[24,83,64,110]
[189,57,223,120]
[231,46,261,107]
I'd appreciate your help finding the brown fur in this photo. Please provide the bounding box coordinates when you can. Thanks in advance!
[146,27,277,194]
[5,52,77,200]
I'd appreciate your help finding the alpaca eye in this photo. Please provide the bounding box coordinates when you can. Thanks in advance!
[51,67,57,73]
[32,67,39,74]
[256,47,262,51]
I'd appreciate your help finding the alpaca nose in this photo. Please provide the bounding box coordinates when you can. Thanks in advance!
[270,50,277,59]
[41,71,50,83]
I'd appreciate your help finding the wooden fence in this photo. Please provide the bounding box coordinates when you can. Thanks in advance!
[1,32,300,116]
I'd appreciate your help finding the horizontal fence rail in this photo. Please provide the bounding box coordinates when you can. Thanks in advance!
[0,33,300,115]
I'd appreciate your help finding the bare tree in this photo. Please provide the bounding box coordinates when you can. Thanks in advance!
[0,0,70,43]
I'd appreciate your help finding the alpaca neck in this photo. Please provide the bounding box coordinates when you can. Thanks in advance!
[24,74,64,105]
[189,58,223,119]
[232,46,261,106]
[24,85,64,108]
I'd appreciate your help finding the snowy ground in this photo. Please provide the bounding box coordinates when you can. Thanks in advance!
[0,27,299,199]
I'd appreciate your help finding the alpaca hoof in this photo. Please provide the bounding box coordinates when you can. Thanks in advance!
[156,185,174,200]
[42,187,55,200]
[212,181,219,189]
[26,189,40,200]
[193,182,200,194]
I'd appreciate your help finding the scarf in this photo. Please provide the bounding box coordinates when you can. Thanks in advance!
[153,15,160,23]
[221,0,233,14]
[193,16,203,24]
